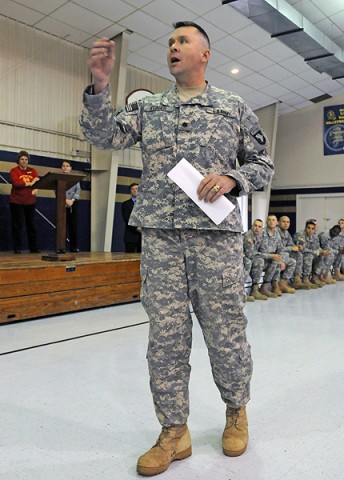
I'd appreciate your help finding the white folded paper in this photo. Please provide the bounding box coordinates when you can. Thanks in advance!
[167,158,235,225]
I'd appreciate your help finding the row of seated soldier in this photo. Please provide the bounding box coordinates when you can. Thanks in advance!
[243,215,344,302]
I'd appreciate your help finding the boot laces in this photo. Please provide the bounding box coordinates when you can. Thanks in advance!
[225,409,241,429]
[155,427,184,452]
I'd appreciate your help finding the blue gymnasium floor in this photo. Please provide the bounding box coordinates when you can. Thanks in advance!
[1,282,343,480]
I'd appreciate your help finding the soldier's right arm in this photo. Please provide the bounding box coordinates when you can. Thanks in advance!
[243,232,255,258]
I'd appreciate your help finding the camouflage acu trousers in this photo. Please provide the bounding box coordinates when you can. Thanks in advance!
[140,228,253,427]
[334,252,343,269]
[301,252,316,276]
[243,255,252,281]
[290,250,303,277]
[250,256,265,284]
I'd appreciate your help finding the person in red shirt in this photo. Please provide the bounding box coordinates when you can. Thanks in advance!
[9,150,40,253]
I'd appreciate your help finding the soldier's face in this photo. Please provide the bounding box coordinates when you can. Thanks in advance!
[167,27,209,80]
[279,217,290,230]
[306,224,316,236]
[267,216,278,229]
[252,221,263,235]
[339,220,344,231]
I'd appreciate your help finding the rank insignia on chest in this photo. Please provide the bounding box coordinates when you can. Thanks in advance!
[126,101,139,112]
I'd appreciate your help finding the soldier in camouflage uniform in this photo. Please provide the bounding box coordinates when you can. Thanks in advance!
[318,225,341,284]
[331,219,344,280]
[263,215,296,295]
[277,216,309,289]
[80,21,273,476]
[293,220,327,288]
[242,219,272,300]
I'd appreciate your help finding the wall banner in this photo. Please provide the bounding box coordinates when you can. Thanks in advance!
[324,104,344,156]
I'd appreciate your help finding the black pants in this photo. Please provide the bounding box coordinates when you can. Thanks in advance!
[66,203,78,250]
[125,238,141,253]
[10,202,38,252]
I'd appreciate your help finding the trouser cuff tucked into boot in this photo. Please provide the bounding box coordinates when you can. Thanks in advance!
[137,425,192,476]
[222,406,248,457]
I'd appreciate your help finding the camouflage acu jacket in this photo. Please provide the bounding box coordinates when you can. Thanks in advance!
[80,83,274,231]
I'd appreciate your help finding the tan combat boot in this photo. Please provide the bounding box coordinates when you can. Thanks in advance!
[311,274,325,287]
[272,280,283,296]
[137,425,192,476]
[302,276,318,289]
[321,273,336,284]
[259,282,278,298]
[292,274,310,289]
[246,294,255,302]
[222,406,248,457]
[250,284,267,300]
[333,268,344,281]
[279,278,296,293]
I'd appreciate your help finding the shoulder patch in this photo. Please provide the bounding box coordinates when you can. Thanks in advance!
[125,101,139,113]
[250,125,267,146]
[249,124,269,152]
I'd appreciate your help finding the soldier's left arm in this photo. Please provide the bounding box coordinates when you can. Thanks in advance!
[226,103,274,197]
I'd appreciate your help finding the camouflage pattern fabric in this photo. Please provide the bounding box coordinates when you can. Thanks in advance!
[319,230,338,273]
[243,229,278,283]
[293,230,323,276]
[80,84,274,231]
[80,82,273,427]
[332,232,344,268]
[277,226,303,276]
[263,228,296,281]
[140,228,252,426]
[243,255,252,281]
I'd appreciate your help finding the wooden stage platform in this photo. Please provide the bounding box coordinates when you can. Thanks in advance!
[0,252,141,324]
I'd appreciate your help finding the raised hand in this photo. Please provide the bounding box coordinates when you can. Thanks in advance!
[87,38,116,93]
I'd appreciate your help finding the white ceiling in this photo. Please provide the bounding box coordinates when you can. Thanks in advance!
[2,0,344,115]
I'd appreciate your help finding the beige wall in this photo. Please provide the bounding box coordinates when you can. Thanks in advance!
[273,93,344,189]
[0,15,90,162]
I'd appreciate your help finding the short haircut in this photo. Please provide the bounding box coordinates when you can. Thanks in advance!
[129,182,139,191]
[173,21,210,48]
[306,220,316,228]
[253,218,263,224]
[338,218,344,223]
[17,150,29,163]
[330,225,341,236]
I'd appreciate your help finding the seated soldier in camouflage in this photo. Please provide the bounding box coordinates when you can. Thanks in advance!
[318,225,341,284]
[331,219,344,280]
[263,214,296,296]
[277,216,309,289]
[293,220,328,288]
[243,218,276,300]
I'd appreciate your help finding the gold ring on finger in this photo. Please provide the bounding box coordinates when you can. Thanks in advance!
[213,184,220,193]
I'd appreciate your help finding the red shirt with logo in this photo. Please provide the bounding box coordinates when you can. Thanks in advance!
[10,165,39,205]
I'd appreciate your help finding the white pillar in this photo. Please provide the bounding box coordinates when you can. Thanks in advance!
[90,31,130,252]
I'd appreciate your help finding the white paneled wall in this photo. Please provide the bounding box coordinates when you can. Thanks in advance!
[0,16,90,160]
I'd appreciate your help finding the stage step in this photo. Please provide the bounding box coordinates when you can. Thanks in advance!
[0,252,141,323]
